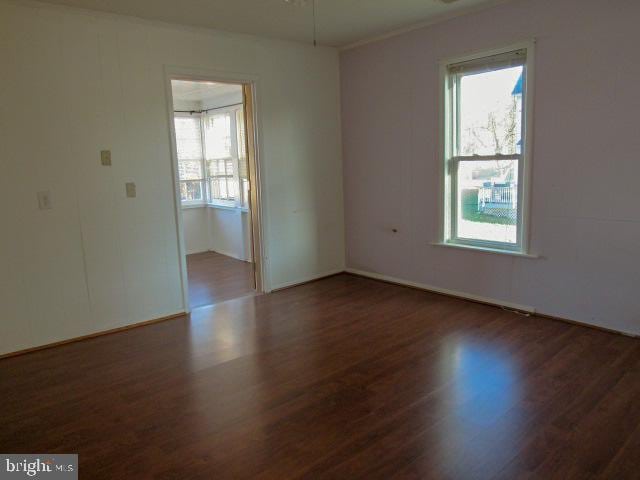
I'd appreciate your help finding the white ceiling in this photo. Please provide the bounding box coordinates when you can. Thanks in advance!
[36,0,508,47]
[171,80,242,104]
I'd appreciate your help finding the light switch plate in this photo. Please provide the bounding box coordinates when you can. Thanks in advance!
[100,150,112,166]
[125,182,136,198]
[37,191,52,210]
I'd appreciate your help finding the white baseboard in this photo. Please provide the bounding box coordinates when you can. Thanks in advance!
[345,268,536,313]
[209,248,251,263]
[270,268,345,292]
[187,248,251,262]
[0,311,186,358]
[186,249,209,255]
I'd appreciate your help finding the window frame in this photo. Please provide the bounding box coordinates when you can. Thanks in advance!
[235,108,250,209]
[204,105,245,209]
[174,112,207,207]
[174,105,249,210]
[439,41,535,255]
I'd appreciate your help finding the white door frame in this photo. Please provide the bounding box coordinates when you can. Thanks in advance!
[163,65,268,313]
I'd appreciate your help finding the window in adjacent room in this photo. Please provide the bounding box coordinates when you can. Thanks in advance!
[236,108,250,209]
[174,105,249,209]
[442,45,532,253]
[175,115,205,205]
[205,111,236,205]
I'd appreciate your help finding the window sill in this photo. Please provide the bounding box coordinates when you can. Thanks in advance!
[181,203,206,210]
[431,241,539,258]
[207,203,249,213]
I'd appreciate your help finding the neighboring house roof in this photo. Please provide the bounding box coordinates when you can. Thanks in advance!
[512,73,523,95]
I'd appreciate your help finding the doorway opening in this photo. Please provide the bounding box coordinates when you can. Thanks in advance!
[169,78,262,309]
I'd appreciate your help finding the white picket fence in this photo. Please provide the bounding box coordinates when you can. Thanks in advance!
[478,183,517,220]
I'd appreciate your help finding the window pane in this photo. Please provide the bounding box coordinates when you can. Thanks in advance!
[178,159,202,181]
[204,113,231,159]
[226,177,238,200]
[219,178,228,199]
[206,158,224,177]
[174,117,203,161]
[225,158,234,176]
[236,109,249,179]
[459,66,523,156]
[241,178,249,208]
[456,159,518,244]
[209,178,221,200]
[211,177,229,201]
[236,109,246,159]
[180,180,204,202]
[209,177,236,202]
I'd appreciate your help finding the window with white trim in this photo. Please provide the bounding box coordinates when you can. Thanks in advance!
[204,112,236,205]
[175,115,205,205]
[236,108,250,209]
[443,47,530,252]
[174,105,249,209]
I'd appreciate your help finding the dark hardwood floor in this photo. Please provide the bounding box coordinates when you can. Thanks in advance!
[187,251,256,308]
[1,274,639,479]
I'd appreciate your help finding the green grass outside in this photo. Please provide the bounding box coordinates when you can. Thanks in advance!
[461,189,516,225]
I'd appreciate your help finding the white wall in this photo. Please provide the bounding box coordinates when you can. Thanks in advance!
[182,208,210,254]
[182,206,253,261]
[340,0,640,336]
[0,0,345,355]
[207,207,252,262]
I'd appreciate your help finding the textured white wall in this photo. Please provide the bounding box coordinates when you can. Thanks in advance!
[0,0,344,354]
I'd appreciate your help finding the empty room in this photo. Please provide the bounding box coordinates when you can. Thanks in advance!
[171,79,259,308]
[0,0,638,479]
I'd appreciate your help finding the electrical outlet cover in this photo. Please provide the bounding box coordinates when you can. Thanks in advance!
[37,191,52,210]
[125,182,136,198]
[100,150,112,166]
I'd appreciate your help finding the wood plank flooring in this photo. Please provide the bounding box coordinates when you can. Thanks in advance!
[187,251,255,308]
[1,274,639,479]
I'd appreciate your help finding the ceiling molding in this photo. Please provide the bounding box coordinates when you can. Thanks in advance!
[340,0,513,51]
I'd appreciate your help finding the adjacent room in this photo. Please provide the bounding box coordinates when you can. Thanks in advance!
[1,0,639,478]
[171,79,257,308]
